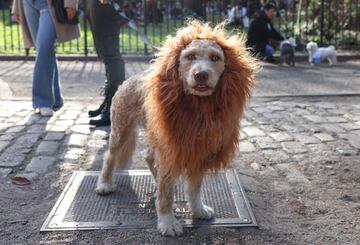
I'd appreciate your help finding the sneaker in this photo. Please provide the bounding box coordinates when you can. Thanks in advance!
[38,107,54,116]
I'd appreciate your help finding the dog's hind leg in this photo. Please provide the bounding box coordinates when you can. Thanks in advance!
[279,55,284,66]
[327,57,333,66]
[291,53,295,66]
[186,174,215,219]
[95,75,145,195]
[95,122,137,195]
[156,160,183,236]
[95,82,140,195]
[330,55,337,65]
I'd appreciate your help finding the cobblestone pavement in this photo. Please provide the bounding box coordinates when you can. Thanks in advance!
[1,95,360,244]
[1,97,358,180]
[1,60,360,100]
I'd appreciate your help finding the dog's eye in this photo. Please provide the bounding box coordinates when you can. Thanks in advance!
[187,54,196,60]
[210,55,221,62]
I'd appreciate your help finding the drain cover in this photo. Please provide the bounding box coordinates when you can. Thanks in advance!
[41,169,257,231]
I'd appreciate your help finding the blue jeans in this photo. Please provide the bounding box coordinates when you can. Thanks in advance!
[23,0,63,108]
[262,44,275,58]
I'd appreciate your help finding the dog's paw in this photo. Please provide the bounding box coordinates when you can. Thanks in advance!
[95,181,116,196]
[157,214,183,237]
[192,204,215,219]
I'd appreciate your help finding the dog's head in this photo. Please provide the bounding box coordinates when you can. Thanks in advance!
[146,20,257,98]
[287,37,296,47]
[145,21,258,178]
[306,41,318,53]
[178,39,225,96]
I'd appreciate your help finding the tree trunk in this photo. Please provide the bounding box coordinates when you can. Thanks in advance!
[184,0,205,18]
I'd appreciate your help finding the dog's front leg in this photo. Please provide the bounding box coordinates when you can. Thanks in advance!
[308,56,314,66]
[156,167,183,237]
[186,175,215,219]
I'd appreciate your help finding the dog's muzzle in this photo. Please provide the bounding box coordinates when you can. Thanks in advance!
[193,71,211,92]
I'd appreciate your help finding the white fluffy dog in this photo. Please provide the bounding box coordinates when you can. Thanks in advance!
[306,41,337,66]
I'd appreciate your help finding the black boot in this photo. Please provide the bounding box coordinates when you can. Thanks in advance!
[88,83,108,118]
[88,100,105,117]
[89,83,118,127]
[89,110,110,127]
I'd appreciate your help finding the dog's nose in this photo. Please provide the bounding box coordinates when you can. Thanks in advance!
[194,71,209,83]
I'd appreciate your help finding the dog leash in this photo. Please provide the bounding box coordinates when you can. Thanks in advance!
[109,0,158,51]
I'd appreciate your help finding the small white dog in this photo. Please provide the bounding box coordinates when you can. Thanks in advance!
[306,41,337,66]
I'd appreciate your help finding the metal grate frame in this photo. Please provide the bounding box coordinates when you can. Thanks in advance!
[41,169,257,231]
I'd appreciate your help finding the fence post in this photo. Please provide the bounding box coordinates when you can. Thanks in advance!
[320,0,325,46]
[83,0,88,56]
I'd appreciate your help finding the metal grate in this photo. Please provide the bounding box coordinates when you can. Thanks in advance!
[41,170,257,231]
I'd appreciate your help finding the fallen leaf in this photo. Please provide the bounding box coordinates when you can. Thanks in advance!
[11,176,31,185]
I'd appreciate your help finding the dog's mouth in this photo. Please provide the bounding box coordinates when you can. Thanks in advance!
[193,84,212,92]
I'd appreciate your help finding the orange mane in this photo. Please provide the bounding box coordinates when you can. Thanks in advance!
[144,20,258,182]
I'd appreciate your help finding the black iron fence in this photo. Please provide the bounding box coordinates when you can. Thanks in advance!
[0,0,359,56]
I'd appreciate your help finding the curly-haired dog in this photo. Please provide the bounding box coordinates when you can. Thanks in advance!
[95,20,257,236]
[306,41,337,66]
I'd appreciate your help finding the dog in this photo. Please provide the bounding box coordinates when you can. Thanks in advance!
[280,37,296,66]
[306,41,337,66]
[95,20,257,236]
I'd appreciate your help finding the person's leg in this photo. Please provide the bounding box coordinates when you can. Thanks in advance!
[22,0,40,44]
[32,6,57,109]
[87,0,110,118]
[53,59,64,108]
[89,34,125,126]
[88,0,125,126]
[262,44,278,64]
[263,44,275,58]
[99,35,125,94]
[23,0,58,112]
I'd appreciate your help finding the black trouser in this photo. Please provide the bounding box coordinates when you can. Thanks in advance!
[86,0,125,111]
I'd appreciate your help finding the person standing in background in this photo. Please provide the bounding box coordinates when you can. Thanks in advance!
[228,2,242,26]
[12,0,80,116]
[86,0,126,127]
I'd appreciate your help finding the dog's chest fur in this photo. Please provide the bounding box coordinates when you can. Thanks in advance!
[144,81,241,177]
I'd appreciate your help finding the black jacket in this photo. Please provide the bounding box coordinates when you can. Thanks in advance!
[246,11,284,55]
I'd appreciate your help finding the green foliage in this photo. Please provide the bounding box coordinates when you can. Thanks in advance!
[0,9,186,55]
